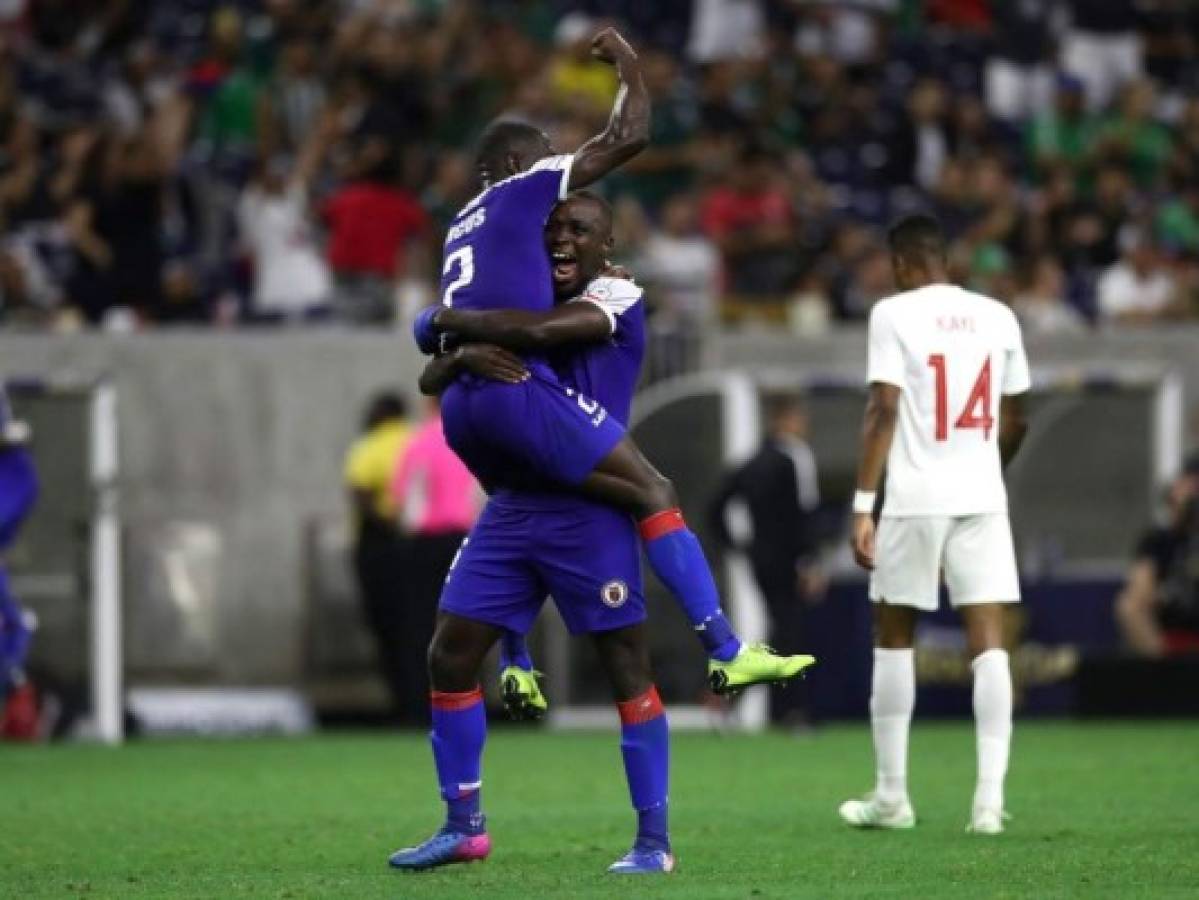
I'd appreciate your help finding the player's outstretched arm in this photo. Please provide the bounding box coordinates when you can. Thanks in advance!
[417,344,529,396]
[567,28,650,190]
[434,302,611,353]
[850,382,900,570]
[998,394,1028,468]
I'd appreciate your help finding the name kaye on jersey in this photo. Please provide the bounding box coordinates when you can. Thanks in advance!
[446,208,487,244]
[937,315,976,333]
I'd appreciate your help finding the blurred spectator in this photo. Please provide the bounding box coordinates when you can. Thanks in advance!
[610,50,699,211]
[984,0,1057,123]
[1026,75,1099,180]
[637,192,720,329]
[700,146,797,300]
[1012,256,1087,335]
[258,35,326,157]
[843,244,892,318]
[322,159,430,325]
[893,78,950,191]
[1097,232,1181,325]
[636,192,719,377]
[1096,80,1173,188]
[1061,0,1144,111]
[238,117,334,322]
[792,2,882,67]
[344,391,413,724]
[787,270,833,337]
[710,394,825,727]
[389,397,480,724]
[548,13,617,117]
[1170,98,1199,185]
[190,7,262,160]
[1115,461,1199,657]
[688,0,766,63]
[1156,182,1199,256]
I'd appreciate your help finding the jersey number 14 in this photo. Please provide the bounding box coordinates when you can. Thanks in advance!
[927,354,993,441]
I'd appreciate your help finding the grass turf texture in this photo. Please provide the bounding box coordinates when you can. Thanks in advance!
[3,722,1197,898]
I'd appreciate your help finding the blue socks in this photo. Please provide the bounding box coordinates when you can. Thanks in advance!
[498,630,534,671]
[617,686,671,853]
[430,687,487,835]
[639,509,742,662]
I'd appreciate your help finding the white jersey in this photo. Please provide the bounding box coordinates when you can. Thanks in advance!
[867,284,1031,517]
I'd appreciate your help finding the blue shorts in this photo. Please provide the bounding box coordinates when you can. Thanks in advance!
[439,492,645,635]
[440,369,624,493]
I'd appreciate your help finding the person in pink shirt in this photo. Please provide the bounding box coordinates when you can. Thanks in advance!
[390,398,481,711]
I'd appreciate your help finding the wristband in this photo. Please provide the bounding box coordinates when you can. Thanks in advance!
[852,491,877,515]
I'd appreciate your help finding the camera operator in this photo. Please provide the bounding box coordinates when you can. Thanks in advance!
[1116,456,1199,657]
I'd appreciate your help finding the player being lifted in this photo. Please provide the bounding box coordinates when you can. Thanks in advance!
[839,214,1029,836]
[395,192,675,873]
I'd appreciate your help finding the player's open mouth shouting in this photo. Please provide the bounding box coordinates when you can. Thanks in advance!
[551,249,579,290]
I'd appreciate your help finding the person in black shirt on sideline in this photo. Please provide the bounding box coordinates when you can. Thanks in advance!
[710,395,826,726]
[1116,455,1199,657]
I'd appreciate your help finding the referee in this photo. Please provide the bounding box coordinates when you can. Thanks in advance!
[390,397,480,716]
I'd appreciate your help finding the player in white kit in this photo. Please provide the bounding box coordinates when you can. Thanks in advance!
[839,214,1030,836]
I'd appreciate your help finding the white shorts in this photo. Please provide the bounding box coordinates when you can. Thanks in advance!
[868,514,1020,612]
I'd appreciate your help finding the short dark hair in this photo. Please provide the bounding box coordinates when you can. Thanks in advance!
[474,119,546,179]
[763,393,806,424]
[888,213,946,263]
[560,189,613,233]
[362,391,407,431]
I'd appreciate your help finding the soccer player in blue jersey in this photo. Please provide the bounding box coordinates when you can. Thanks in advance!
[0,388,37,703]
[393,193,673,873]
[392,27,812,874]
[418,27,810,699]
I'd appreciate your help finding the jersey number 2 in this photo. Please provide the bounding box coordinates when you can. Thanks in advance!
[441,247,474,307]
[927,354,993,441]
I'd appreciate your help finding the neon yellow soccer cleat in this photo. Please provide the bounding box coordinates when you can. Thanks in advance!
[707,643,816,695]
[499,666,548,721]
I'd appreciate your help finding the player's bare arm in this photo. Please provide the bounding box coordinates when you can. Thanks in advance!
[433,302,611,353]
[567,28,650,190]
[851,382,900,571]
[998,394,1028,468]
[418,344,529,396]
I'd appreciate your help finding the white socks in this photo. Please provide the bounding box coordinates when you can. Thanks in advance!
[972,648,1013,812]
[870,647,915,803]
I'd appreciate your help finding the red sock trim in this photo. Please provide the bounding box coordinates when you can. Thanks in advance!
[617,686,664,726]
[638,508,686,542]
[431,687,483,711]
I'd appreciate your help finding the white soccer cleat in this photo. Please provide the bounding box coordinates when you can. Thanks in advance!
[838,794,916,830]
[966,807,1008,835]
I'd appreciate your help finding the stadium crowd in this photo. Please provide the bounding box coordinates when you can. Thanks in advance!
[0,0,1197,336]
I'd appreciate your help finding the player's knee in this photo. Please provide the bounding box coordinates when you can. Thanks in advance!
[427,638,470,691]
[639,473,678,516]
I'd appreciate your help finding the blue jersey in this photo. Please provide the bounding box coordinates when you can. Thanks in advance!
[551,276,646,427]
[438,277,649,635]
[439,154,574,314]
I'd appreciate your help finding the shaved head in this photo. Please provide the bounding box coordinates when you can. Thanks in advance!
[474,119,553,185]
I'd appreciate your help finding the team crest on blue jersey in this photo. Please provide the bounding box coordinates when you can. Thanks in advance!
[601,580,629,608]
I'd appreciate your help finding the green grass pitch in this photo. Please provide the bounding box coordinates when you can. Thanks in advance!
[3,722,1197,898]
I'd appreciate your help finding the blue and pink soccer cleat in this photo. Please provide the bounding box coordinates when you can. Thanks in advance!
[607,846,676,874]
[388,826,491,871]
